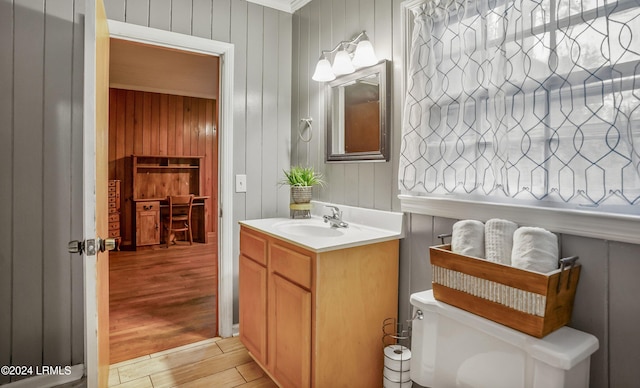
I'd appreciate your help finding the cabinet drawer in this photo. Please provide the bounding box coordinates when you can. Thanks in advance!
[108,213,119,223]
[136,201,159,212]
[270,243,312,289]
[108,181,117,187]
[108,230,120,238]
[240,229,267,266]
[109,222,120,231]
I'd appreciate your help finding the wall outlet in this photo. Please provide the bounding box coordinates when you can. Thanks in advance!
[235,174,247,193]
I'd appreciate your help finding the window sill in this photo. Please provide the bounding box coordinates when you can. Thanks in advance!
[399,194,640,245]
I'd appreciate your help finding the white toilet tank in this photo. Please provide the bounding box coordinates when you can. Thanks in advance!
[410,290,599,388]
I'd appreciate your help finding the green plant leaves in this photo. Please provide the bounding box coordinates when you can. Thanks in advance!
[281,166,325,187]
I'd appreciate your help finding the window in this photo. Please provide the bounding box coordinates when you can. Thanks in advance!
[399,0,640,215]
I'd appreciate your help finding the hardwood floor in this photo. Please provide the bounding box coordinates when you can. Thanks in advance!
[109,243,217,364]
[108,337,277,388]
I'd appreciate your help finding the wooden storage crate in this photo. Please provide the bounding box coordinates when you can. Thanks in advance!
[430,244,581,338]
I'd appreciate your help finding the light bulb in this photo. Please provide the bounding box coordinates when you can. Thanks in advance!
[312,58,335,82]
[352,39,378,68]
[332,48,355,76]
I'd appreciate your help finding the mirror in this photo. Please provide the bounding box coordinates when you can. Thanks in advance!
[326,60,390,162]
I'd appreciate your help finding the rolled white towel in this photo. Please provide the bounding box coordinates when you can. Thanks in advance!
[451,220,485,259]
[511,227,558,273]
[484,218,518,265]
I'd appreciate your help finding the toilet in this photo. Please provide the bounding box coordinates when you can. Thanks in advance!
[410,290,599,388]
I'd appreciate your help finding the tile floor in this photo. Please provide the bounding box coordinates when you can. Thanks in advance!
[108,337,276,388]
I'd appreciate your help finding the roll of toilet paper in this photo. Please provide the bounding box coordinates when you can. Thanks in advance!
[383,376,413,388]
[384,367,411,383]
[384,345,411,372]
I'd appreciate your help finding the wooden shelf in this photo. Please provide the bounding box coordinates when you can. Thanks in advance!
[136,165,200,169]
[132,154,203,201]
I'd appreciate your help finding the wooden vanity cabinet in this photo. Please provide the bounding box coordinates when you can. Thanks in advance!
[239,225,399,388]
[268,243,312,388]
[135,201,160,246]
[239,229,268,365]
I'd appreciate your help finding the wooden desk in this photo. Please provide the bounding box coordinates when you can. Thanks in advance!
[134,196,209,247]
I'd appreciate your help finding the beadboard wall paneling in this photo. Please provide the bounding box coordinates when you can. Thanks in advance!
[292,0,400,212]
[13,0,46,374]
[1,0,291,381]
[0,1,85,384]
[608,241,640,388]
[43,0,75,367]
[0,0,13,383]
[108,89,218,248]
[70,0,87,367]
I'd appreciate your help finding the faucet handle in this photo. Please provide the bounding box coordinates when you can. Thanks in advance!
[325,205,341,218]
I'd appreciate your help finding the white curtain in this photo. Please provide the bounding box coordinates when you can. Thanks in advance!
[399,0,640,210]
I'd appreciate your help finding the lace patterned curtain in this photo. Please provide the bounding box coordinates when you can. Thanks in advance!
[399,0,640,212]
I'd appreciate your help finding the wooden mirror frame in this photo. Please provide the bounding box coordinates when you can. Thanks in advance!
[325,60,391,162]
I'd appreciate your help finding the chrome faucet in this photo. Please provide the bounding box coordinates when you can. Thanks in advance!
[323,205,349,228]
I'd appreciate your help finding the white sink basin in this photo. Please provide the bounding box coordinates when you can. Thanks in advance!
[240,203,404,252]
[274,220,346,237]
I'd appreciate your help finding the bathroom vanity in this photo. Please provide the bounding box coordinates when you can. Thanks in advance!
[239,204,403,388]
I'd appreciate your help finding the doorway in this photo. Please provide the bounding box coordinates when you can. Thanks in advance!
[104,21,234,363]
[107,89,219,364]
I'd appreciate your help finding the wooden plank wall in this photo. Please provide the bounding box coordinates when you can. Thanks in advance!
[108,88,217,248]
[1,0,291,383]
[0,0,85,384]
[292,0,399,212]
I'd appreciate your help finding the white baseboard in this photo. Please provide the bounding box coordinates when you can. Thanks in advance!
[1,364,84,388]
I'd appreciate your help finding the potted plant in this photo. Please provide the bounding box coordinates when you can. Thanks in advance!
[281,166,325,203]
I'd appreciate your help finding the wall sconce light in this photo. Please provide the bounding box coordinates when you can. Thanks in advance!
[311,31,378,82]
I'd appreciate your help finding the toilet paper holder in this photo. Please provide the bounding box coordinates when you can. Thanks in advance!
[382,310,423,348]
[382,317,415,386]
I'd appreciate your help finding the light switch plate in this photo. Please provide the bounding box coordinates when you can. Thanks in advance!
[235,174,247,193]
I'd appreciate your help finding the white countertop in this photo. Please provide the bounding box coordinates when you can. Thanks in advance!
[239,202,404,252]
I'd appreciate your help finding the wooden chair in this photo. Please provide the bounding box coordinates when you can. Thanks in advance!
[164,195,194,247]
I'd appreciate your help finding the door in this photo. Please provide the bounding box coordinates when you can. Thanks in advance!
[239,254,268,364]
[135,202,160,246]
[269,274,311,388]
[83,0,110,386]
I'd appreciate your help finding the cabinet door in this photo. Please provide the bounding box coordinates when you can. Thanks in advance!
[136,202,160,246]
[239,254,268,365]
[269,274,311,388]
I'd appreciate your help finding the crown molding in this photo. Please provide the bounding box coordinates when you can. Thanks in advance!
[247,0,312,13]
